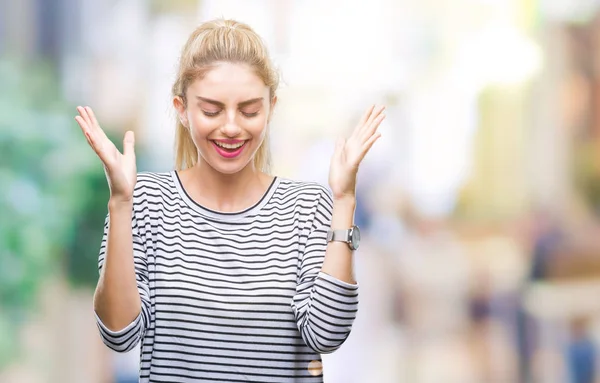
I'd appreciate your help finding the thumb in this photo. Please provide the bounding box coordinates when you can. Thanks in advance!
[123,131,135,157]
[333,138,345,160]
[335,138,345,154]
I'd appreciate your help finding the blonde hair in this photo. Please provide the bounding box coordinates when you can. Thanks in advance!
[172,19,279,173]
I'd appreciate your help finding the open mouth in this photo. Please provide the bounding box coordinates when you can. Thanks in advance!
[212,140,247,158]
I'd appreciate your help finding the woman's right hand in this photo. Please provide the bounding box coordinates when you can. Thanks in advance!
[75,106,137,203]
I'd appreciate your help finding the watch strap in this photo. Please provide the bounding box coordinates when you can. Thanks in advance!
[327,229,351,243]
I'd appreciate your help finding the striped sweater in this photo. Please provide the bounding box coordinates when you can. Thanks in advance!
[95,171,359,382]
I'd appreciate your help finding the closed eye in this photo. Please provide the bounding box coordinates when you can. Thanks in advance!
[242,111,259,118]
[202,110,221,117]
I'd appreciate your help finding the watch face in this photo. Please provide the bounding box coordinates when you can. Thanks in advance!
[351,225,361,250]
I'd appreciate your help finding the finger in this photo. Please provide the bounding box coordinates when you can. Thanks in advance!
[74,114,89,133]
[331,137,344,160]
[76,116,112,164]
[365,105,385,127]
[86,106,113,146]
[85,106,101,130]
[78,106,103,139]
[357,105,375,128]
[123,130,135,157]
[349,105,376,140]
[77,106,93,128]
[358,105,385,137]
[78,106,115,152]
[360,113,386,141]
[75,117,93,147]
[81,106,101,136]
[330,143,347,176]
[79,120,101,156]
[361,132,382,158]
[75,115,97,146]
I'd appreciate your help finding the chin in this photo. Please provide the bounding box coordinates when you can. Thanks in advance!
[208,158,254,176]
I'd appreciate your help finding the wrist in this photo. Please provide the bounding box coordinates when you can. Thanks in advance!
[331,196,356,229]
[333,195,356,209]
[108,197,133,211]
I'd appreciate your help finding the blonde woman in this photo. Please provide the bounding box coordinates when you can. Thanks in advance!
[75,18,385,382]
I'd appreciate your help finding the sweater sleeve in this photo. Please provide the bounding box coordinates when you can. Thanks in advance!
[94,193,151,353]
[290,187,359,354]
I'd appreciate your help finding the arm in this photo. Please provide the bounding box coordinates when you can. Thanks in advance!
[291,189,359,354]
[291,104,385,353]
[94,194,151,353]
[73,106,146,352]
[94,199,140,329]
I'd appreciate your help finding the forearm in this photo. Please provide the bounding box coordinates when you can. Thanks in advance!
[93,198,142,331]
[320,197,356,284]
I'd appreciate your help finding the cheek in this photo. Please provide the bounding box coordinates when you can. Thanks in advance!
[247,116,269,136]
[187,124,213,151]
[188,114,217,136]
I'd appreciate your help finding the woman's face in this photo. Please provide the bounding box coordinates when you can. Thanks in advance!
[175,62,275,175]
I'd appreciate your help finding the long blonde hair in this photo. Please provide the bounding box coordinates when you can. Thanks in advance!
[172,19,279,173]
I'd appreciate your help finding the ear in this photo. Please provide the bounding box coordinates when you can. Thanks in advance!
[267,95,278,123]
[173,96,189,128]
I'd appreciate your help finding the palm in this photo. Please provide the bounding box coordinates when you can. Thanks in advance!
[329,105,385,200]
[75,106,137,200]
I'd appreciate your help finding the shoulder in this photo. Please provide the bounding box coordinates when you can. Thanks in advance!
[134,171,174,189]
[132,171,176,205]
[275,177,333,206]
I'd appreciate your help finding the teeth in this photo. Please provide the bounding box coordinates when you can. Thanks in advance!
[215,141,244,149]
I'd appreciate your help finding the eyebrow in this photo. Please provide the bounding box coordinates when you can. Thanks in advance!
[196,96,264,108]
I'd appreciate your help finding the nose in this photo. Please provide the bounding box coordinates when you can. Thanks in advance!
[220,112,242,137]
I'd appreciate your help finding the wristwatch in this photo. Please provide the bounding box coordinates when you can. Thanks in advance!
[326,225,361,250]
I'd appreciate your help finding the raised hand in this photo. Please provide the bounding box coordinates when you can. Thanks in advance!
[75,106,137,202]
[328,105,385,200]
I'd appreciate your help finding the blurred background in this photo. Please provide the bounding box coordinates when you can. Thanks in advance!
[2,0,600,382]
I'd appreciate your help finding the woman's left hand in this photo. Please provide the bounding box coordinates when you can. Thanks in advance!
[328,105,386,200]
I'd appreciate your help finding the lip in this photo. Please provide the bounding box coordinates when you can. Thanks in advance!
[211,140,247,159]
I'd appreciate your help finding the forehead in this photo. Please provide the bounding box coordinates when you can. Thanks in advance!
[189,62,268,99]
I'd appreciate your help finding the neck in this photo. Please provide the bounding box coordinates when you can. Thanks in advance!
[183,159,272,213]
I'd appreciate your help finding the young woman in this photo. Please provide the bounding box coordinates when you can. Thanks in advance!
[75,18,385,383]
